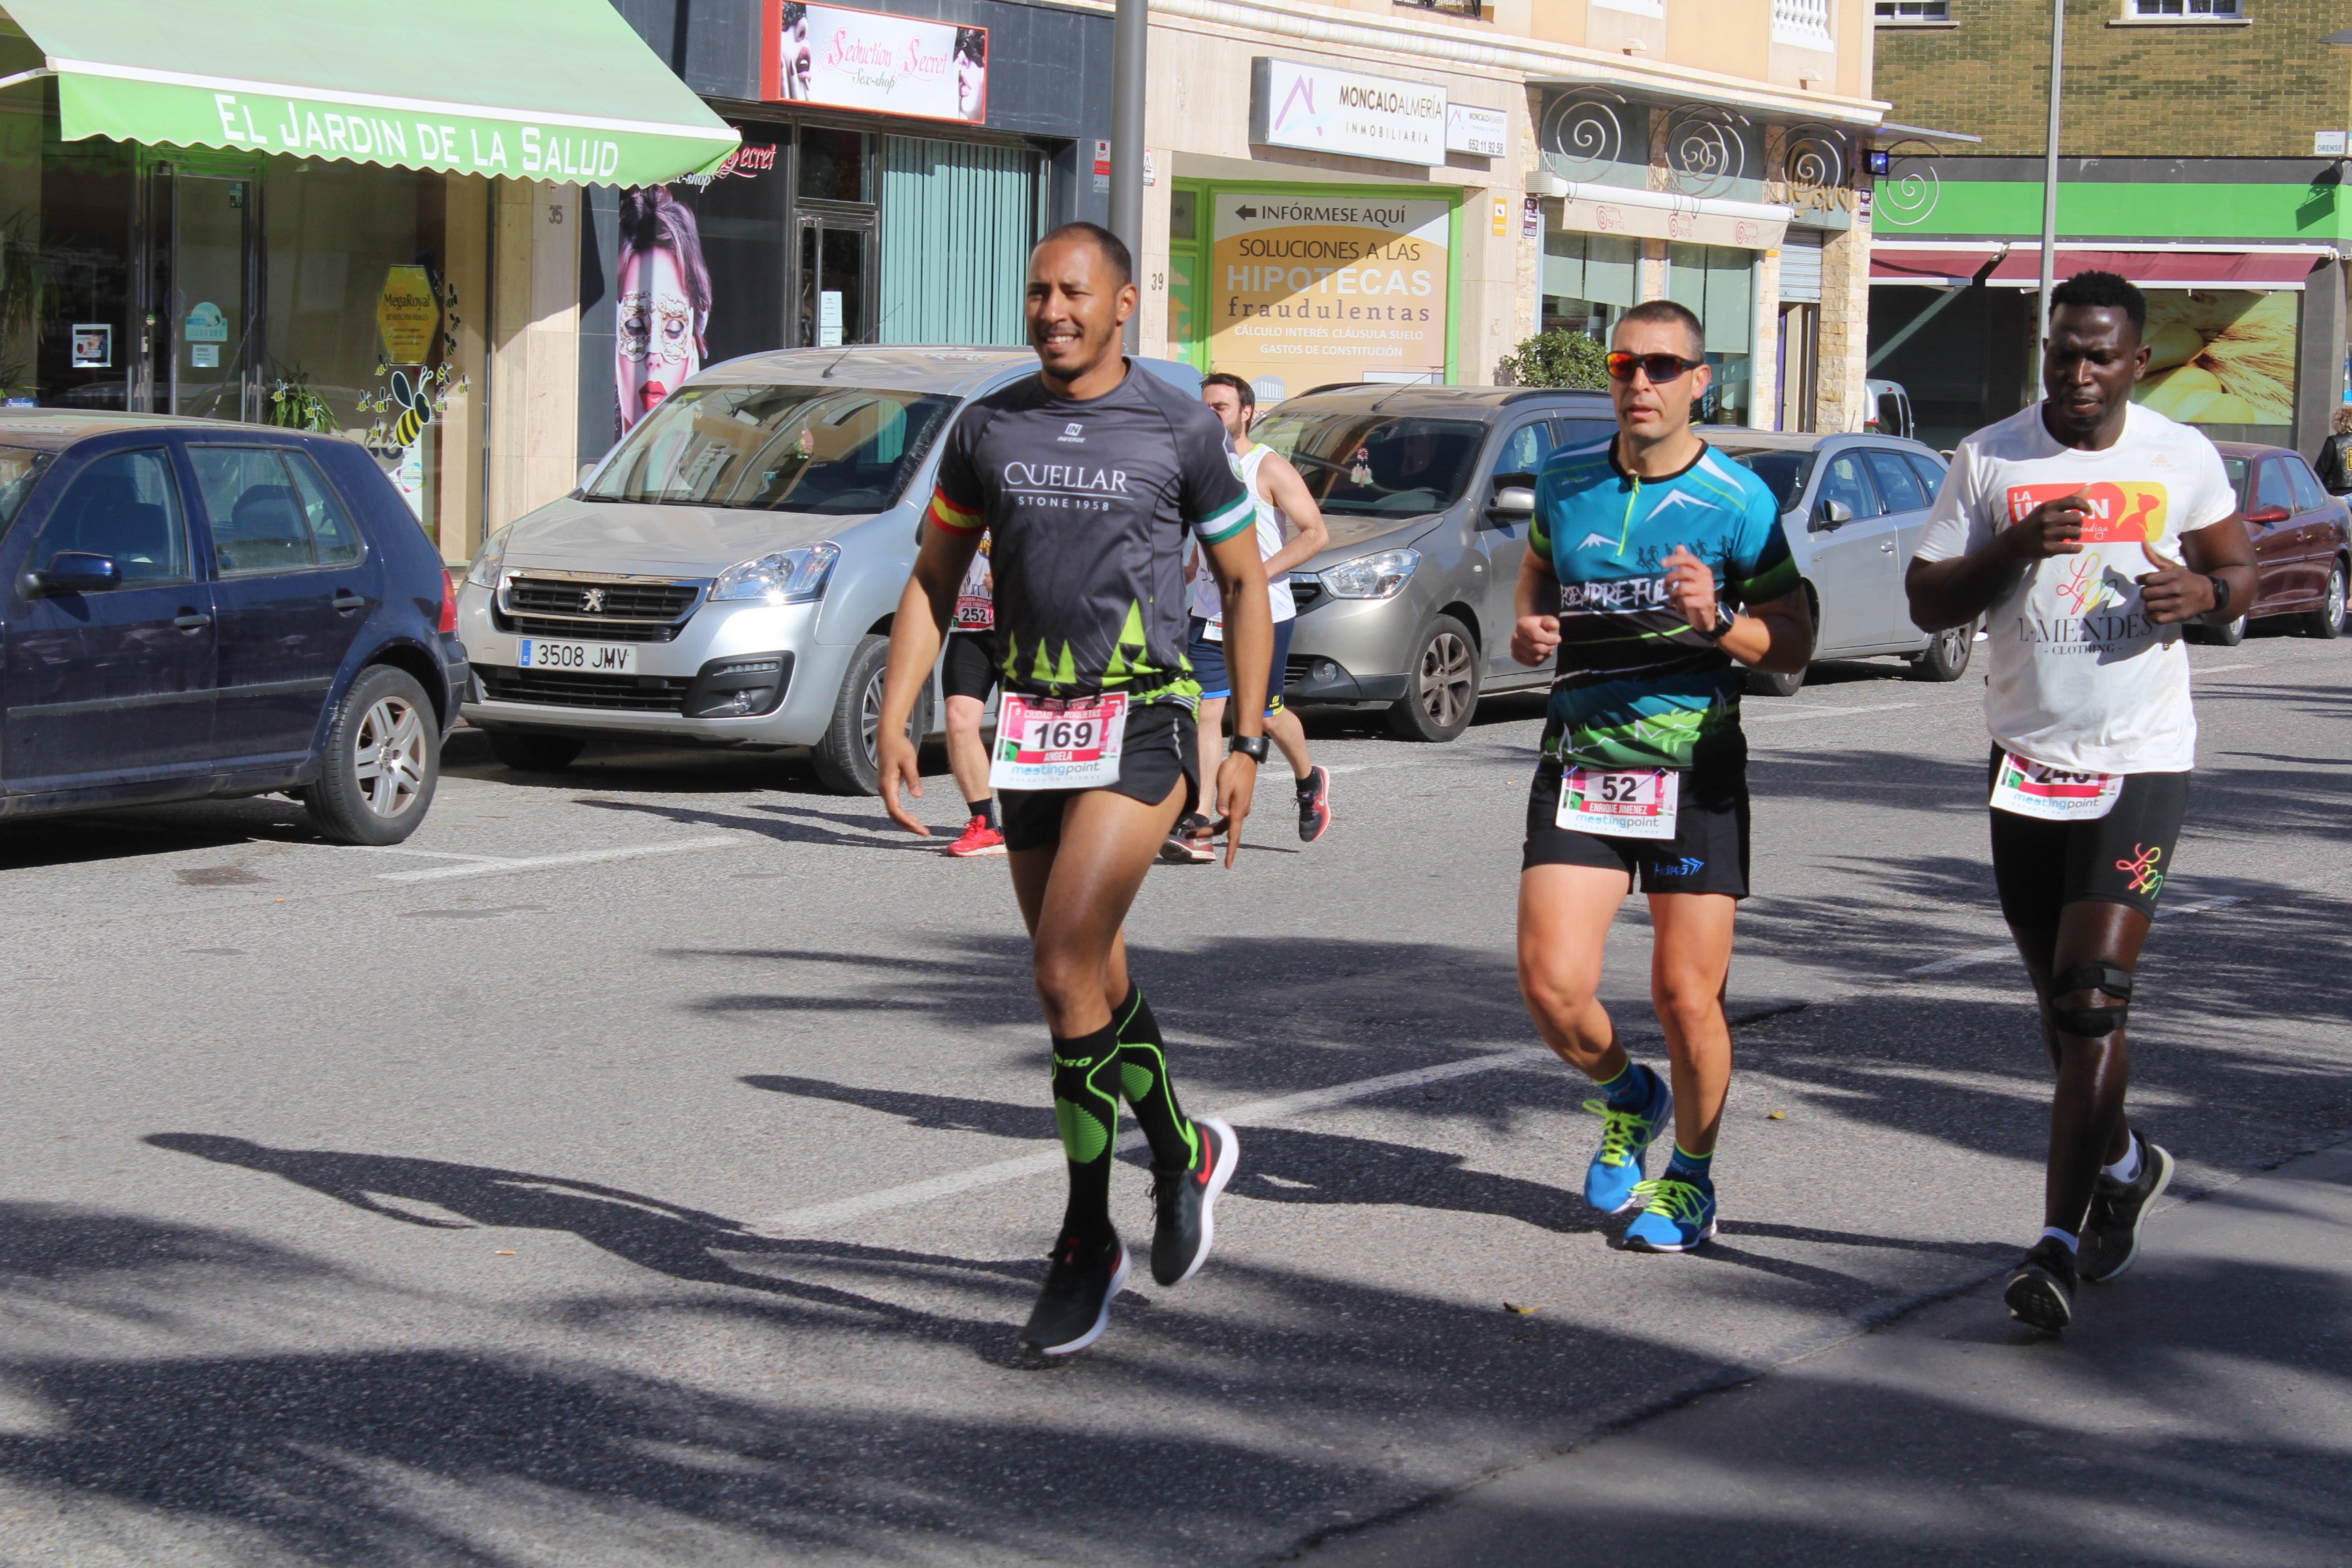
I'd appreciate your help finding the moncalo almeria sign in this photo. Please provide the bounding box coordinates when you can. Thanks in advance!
[1249,59,1447,169]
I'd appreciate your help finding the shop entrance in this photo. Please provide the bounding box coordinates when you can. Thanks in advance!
[798,211,874,348]
[146,159,263,421]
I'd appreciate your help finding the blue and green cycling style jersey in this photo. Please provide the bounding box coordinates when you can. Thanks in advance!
[1529,440,1799,777]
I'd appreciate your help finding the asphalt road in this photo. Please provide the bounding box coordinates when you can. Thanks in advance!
[0,630,2345,1566]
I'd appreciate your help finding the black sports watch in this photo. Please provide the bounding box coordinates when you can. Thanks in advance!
[1230,734,1269,764]
[2204,574,2232,615]
[1693,602,1735,644]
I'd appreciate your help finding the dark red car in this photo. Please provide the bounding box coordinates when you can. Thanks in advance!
[2207,442,2351,645]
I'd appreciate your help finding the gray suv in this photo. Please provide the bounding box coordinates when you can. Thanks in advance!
[1258,385,1618,740]
[454,348,1200,792]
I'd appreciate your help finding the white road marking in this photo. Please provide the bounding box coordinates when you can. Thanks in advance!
[2193,664,2254,674]
[375,836,736,883]
[361,847,516,864]
[1324,758,1433,776]
[751,1046,1553,1235]
[1744,701,1918,728]
[1906,894,2253,975]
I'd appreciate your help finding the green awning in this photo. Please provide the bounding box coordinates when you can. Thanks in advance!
[0,0,738,185]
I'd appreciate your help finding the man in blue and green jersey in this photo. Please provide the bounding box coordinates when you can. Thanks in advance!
[1509,299,1814,1252]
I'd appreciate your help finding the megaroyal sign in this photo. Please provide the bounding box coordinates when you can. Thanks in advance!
[1208,195,1451,403]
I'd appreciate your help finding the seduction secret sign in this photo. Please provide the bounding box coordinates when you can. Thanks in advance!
[765,2,988,125]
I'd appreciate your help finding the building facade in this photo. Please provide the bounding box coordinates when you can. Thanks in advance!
[1871,0,2350,453]
[1137,0,1884,431]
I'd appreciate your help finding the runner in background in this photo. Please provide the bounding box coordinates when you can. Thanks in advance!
[1512,300,1814,1253]
[1906,271,2257,1333]
[1164,373,1333,863]
[875,223,1268,1354]
[940,534,1004,856]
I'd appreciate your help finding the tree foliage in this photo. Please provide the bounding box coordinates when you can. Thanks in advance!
[1499,331,1609,391]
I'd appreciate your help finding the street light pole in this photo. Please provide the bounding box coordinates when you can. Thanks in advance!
[2037,0,2065,346]
[1110,0,1147,351]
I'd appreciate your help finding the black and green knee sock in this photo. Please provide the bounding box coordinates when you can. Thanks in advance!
[1050,1022,1122,1242]
[1114,985,1200,1172]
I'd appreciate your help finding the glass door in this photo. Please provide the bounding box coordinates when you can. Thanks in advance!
[797,212,874,348]
[152,163,261,420]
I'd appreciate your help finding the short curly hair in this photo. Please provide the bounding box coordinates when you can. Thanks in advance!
[2049,270,2147,340]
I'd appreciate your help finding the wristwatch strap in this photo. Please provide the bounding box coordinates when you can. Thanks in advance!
[2205,573,2232,614]
[1694,602,1735,644]
[1230,733,1269,763]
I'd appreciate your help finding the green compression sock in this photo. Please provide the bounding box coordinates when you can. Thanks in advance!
[1051,1022,1122,1242]
[1114,985,1199,1171]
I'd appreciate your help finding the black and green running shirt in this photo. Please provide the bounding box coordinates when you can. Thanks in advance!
[926,365,1254,705]
[1529,440,1799,776]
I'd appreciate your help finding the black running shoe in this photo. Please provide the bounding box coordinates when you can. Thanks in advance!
[1021,1232,1129,1355]
[2080,1130,2174,1285]
[1160,813,1215,865]
[1296,765,1331,843]
[1149,1116,1239,1287]
[2004,1238,2077,1333]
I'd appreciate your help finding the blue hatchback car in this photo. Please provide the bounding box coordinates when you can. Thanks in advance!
[0,412,466,844]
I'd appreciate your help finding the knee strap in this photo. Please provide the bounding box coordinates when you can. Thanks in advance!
[2051,963,2134,1037]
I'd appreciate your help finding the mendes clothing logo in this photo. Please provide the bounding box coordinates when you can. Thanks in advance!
[2004,480,2169,544]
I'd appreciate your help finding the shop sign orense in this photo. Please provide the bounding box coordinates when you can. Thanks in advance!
[1249,59,1446,169]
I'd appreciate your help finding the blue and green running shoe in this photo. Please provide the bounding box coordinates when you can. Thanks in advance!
[1621,1173,1717,1252]
[1582,1066,1671,1213]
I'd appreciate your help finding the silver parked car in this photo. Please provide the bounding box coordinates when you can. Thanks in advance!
[455,347,1203,792]
[1708,430,1971,696]
[1254,385,1618,741]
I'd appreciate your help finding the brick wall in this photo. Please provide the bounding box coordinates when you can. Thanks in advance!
[1876,1,2352,157]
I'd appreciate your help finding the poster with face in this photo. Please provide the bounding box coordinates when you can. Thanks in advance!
[767,3,987,125]
[615,186,713,436]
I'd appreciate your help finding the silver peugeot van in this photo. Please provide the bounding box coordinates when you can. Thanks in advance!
[456,347,1200,793]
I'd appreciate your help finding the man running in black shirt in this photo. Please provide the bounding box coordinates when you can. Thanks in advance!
[875,223,1269,1354]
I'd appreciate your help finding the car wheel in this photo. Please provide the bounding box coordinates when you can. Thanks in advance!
[1743,664,1806,698]
[1386,615,1479,742]
[304,665,440,846]
[484,730,585,772]
[2304,557,2347,639]
[1907,620,1975,682]
[814,633,933,796]
[2188,612,2247,647]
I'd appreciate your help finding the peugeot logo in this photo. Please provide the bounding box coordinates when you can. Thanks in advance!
[580,588,606,613]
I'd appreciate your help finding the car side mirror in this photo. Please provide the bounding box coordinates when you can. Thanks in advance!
[2246,504,2291,526]
[22,551,122,597]
[1812,497,1853,532]
[1487,486,1537,521]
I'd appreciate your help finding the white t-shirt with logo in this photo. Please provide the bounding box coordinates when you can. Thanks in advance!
[1188,444,1298,625]
[1912,400,2236,774]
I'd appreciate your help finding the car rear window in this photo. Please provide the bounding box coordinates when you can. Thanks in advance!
[588,384,957,515]
[1715,446,1813,511]
[2223,457,2248,506]
[1247,413,1487,518]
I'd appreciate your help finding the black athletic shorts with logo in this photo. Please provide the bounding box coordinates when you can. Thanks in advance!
[1987,745,2189,927]
[1522,763,1751,898]
[999,702,1199,854]
[942,630,998,702]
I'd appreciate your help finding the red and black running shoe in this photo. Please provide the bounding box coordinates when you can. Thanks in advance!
[1149,1116,1239,1286]
[1296,765,1332,843]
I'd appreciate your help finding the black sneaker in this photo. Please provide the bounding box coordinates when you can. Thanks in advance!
[2080,1131,2174,1285]
[1020,1232,1129,1355]
[2004,1238,2078,1333]
[1159,813,1215,865]
[1149,1116,1239,1287]
[1296,765,1332,843]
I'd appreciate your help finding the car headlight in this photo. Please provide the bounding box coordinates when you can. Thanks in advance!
[711,542,840,604]
[463,525,510,589]
[1318,547,1420,600]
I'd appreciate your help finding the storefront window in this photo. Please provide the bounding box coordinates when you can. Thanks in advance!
[799,127,871,203]
[1667,243,1754,425]
[1541,216,1639,342]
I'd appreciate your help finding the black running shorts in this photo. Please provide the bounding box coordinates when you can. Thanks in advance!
[1987,745,2189,927]
[941,630,998,702]
[1522,764,1750,898]
[999,702,1198,853]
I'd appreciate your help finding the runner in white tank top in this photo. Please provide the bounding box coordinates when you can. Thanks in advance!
[1169,374,1336,861]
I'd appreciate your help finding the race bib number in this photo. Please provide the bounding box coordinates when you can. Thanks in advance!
[1557,767,1679,840]
[1989,751,2123,821]
[953,595,992,630]
[991,693,1128,789]
[1202,615,1224,643]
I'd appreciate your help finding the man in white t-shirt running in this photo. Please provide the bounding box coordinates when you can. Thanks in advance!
[1907,271,2257,1334]
[939,533,1005,855]
[1163,373,1334,862]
